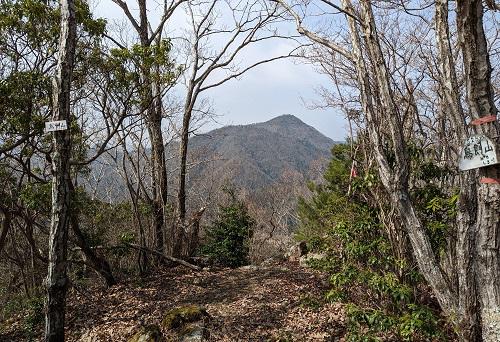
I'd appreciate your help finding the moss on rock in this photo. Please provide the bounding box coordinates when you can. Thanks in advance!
[128,324,162,342]
[162,305,209,330]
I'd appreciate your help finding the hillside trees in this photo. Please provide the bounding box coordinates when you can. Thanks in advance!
[109,0,185,256]
[107,0,293,259]
[0,0,123,286]
[277,0,499,340]
[0,1,133,338]
[172,0,300,257]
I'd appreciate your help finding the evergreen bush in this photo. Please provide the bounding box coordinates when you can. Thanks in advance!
[201,188,254,268]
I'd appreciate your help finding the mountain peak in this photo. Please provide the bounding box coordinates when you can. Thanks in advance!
[265,114,304,125]
[252,114,334,152]
[187,115,334,189]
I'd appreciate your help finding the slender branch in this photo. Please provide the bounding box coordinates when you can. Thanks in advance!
[319,0,361,23]
[200,53,300,92]
[111,0,141,33]
[273,0,353,61]
[148,0,188,44]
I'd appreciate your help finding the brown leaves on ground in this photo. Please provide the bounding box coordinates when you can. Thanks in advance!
[2,262,346,341]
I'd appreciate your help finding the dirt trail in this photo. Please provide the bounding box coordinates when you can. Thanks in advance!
[2,263,346,341]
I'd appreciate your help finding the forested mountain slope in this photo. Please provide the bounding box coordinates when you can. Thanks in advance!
[186,115,336,190]
[89,115,337,201]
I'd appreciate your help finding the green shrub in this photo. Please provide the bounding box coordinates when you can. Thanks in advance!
[296,143,449,341]
[201,189,254,268]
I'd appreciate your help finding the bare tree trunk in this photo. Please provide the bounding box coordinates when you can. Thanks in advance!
[68,181,116,287]
[175,61,198,256]
[177,116,189,224]
[147,115,167,255]
[436,0,472,330]
[0,209,11,255]
[345,0,458,318]
[152,57,169,258]
[182,207,205,257]
[136,0,167,256]
[45,0,76,340]
[280,0,498,339]
[174,110,191,257]
[456,1,500,340]
[435,1,481,339]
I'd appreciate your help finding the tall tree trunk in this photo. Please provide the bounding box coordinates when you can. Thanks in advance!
[173,62,198,256]
[152,57,168,257]
[456,1,500,340]
[344,0,458,322]
[177,102,194,226]
[435,1,481,339]
[177,120,189,225]
[174,110,191,257]
[137,0,167,256]
[45,0,76,340]
[284,0,497,339]
[147,116,167,255]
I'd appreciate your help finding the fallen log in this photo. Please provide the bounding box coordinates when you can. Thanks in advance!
[124,243,202,271]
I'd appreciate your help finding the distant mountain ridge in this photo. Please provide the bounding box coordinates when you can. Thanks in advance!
[85,115,338,201]
[186,115,337,190]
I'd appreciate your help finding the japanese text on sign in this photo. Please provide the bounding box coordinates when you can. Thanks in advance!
[459,135,498,171]
[45,120,68,133]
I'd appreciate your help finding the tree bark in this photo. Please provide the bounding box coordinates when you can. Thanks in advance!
[435,2,481,340]
[283,0,498,339]
[351,0,458,314]
[137,0,167,256]
[177,113,190,225]
[0,209,11,255]
[174,109,192,257]
[68,181,116,287]
[456,1,500,340]
[175,58,199,256]
[45,0,76,340]
[147,115,167,256]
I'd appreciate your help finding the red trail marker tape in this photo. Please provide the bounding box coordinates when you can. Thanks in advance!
[480,177,500,185]
[471,115,497,126]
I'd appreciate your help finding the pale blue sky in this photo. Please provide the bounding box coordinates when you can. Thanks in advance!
[93,0,348,141]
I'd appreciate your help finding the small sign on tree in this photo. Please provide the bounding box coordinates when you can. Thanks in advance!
[45,120,68,133]
[459,134,498,171]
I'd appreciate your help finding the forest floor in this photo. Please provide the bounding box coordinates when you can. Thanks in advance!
[1,261,347,341]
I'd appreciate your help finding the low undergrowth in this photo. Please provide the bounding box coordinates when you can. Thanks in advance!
[296,144,455,341]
